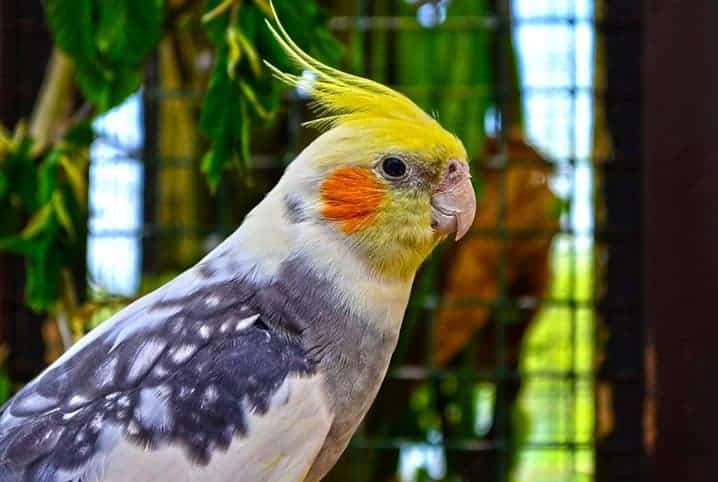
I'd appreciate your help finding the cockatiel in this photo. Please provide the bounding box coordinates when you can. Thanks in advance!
[0,9,476,482]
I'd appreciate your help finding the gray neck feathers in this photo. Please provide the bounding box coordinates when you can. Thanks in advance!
[250,255,401,479]
[250,256,400,412]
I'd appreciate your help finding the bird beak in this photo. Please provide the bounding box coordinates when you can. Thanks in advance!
[431,160,477,241]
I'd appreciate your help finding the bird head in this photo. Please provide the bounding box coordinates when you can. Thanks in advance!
[264,9,476,281]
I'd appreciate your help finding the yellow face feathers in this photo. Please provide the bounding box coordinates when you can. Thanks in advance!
[266,4,475,280]
[264,6,466,162]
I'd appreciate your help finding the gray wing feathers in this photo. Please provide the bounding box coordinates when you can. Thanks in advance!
[0,264,318,482]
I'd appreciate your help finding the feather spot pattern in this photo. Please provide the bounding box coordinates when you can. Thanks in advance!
[0,276,316,481]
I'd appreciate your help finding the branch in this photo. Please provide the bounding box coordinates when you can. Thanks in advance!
[56,269,78,350]
[29,49,75,156]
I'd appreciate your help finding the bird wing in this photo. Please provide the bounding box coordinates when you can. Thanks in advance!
[100,374,331,482]
[0,264,333,482]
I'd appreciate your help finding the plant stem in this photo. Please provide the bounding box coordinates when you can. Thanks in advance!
[56,269,78,350]
[202,0,237,23]
[29,49,75,156]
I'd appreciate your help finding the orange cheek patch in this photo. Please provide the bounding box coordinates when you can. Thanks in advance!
[320,167,386,234]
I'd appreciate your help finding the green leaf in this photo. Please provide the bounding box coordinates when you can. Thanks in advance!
[21,203,55,239]
[226,26,243,79]
[52,191,75,239]
[38,152,60,203]
[0,172,8,200]
[45,0,164,113]
[0,132,88,312]
[202,0,235,24]
[200,48,251,185]
[44,0,95,64]
[24,237,62,312]
[239,80,270,119]
[73,44,146,112]
[64,121,95,146]
[59,154,87,205]
[200,149,224,193]
[235,27,262,77]
[72,63,111,111]
[200,95,249,191]
[200,0,339,188]
[203,0,232,45]
[96,0,164,65]
[0,235,27,253]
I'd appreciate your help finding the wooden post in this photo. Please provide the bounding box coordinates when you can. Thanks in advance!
[594,2,645,481]
[644,1,718,481]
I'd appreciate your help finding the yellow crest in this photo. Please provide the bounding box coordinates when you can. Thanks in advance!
[264,4,466,160]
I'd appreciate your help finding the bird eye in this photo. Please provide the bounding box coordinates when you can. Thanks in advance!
[380,157,407,179]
